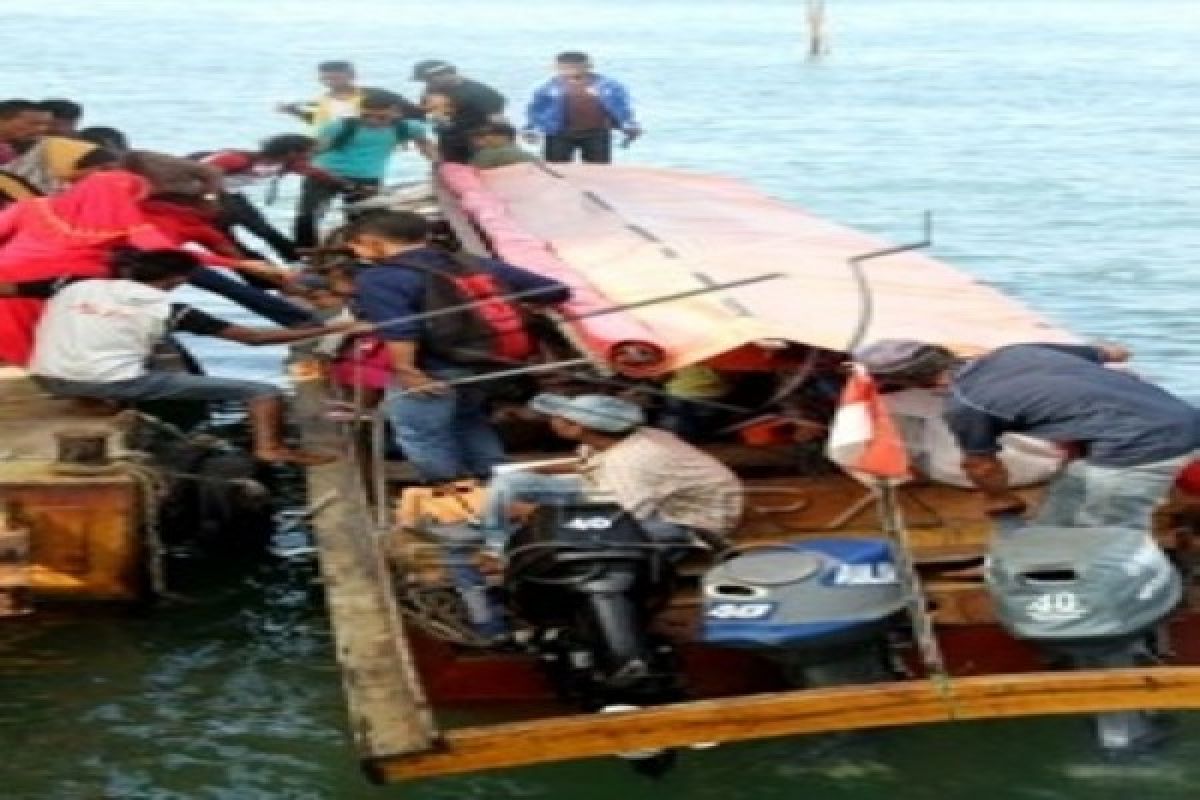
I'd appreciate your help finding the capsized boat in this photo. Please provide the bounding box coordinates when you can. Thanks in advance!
[299,162,1200,784]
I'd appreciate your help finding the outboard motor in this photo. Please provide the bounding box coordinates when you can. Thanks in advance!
[986,526,1182,754]
[504,502,686,709]
[702,538,908,688]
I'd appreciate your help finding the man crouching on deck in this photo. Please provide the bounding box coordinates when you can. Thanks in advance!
[7,249,360,466]
[856,339,1200,530]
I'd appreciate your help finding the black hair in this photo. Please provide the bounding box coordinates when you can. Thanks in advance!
[318,60,354,73]
[77,126,129,152]
[75,147,119,170]
[360,88,405,111]
[877,345,958,386]
[38,98,83,122]
[556,51,591,64]
[470,121,517,140]
[0,99,41,119]
[344,210,430,244]
[259,133,315,160]
[112,248,202,283]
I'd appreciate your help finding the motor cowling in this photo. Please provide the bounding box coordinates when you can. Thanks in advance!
[986,526,1181,645]
[986,526,1182,755]
[701,538,908,687]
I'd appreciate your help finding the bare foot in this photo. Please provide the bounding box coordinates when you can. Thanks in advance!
[256,448,338,466]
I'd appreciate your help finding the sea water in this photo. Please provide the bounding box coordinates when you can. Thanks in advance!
[1,1,1199,797]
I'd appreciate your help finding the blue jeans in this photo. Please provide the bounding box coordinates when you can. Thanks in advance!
[1034,454,1193,531]
[189,268,317,328]
[385,368,507,484]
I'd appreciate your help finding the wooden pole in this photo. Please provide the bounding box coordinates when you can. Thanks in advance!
[371,667,1200,781]
[292,367,437,770]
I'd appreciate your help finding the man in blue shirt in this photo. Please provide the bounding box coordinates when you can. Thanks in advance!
[342,210,570,484]
[294,89,435,249]
[857,339,1199,531]
[524,51,640,164]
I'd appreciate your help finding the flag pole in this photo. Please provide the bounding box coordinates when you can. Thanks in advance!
[874,478,951,688]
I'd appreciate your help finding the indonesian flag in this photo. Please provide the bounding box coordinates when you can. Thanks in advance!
[826,364,910,483]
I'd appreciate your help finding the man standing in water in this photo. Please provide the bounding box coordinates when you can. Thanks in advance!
[411,60,507,164]
[277,60,364,130]
[524,51,640,164]
[856,339,1200,531]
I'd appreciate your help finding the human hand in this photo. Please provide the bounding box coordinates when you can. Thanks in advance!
[236,260,289,284]
[984,492,1028,517]
[620,126,643,148]
[397,370,449,396]
[1095,340,1131,363]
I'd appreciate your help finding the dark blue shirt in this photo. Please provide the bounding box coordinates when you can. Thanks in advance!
[944,343,1199,467]
[353,247,570,370]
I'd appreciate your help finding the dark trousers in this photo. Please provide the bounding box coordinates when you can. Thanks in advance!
[217,191,297,262]
[293,176,379,250]
[188,267,317,328]
[544,129,612,164]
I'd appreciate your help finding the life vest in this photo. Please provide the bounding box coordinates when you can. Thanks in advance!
[405,250,535,366]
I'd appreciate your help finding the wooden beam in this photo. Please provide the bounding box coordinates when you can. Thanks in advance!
[370,667,1200,782]
[292,372,436,766]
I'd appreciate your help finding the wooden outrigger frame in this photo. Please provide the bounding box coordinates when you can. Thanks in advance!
[295,376,1200,785]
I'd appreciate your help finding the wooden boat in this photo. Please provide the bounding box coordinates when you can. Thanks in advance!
[298,163,1200,784]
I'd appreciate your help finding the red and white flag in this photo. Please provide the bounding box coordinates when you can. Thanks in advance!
[826,364,910,483]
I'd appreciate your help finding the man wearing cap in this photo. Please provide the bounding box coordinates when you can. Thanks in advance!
[411,60,506,164]
[856,339,1200,531]
[479,393,743,548]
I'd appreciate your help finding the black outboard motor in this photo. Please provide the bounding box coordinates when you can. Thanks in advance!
[504,502,686,709]
[701,538,908,688]
[986,526,1182,754]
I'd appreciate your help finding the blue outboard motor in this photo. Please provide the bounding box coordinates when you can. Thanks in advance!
[986,526,1182,754]
[702,538,909,687]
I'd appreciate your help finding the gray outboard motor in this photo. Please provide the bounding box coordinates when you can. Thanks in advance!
[701,538,909,687]
[986,526,1182,754]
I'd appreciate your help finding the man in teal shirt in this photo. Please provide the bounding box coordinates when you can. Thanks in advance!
[295,89,435,248]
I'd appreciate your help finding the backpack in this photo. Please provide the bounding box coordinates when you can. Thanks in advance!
[402,250,536,366]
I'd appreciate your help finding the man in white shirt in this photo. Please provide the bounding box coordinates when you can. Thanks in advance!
[478,393,744,549]
[12,249,359,466]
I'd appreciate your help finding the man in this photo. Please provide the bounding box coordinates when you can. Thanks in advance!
[294,90,436,249]
[200,134,339,261]
[411,59,506,164]
[479,393,743,548]
[278,60,364,129]
[2,99,114,194]
[38,99,84,136]
[469,122,536,169]
[856,339,1200,530]
[0,100,52,167]
[342,210,570,484]
[524,51,640,164]
[13,249,358,465]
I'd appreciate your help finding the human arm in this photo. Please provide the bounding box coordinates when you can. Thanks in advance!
[172,304,366,345]
[485,258,572,305]
[945,404,1027,514]
[413,135,439,162]
[603,79,639,134]
[0,276,76,298]
[276,103,315,124]
[523,83,554,139]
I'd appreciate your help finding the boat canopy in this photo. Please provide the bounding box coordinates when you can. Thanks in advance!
[438,163,1074,376]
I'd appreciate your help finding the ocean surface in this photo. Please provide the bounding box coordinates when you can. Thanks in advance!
[2,0,1200,797]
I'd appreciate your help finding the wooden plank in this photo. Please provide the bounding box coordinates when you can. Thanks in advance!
[371,666,1200,781]
[292,371,436,766]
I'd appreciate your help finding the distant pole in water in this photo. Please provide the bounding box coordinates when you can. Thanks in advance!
[806,0,828,60]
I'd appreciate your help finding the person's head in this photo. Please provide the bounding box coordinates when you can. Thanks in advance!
[529,393,645,444]
[411,59,460,90]
[854,339,959,389]
[343,210,430,261]
[555,51,594,82]
[0,99,51,144]
[76,126,130,154]
[317,60,356,92]
[359,89,403,128]
[38,98,83,135]
[422,90,458,121]
[113,248,202,289]
[258,133,316,165]
[470,121,517,151]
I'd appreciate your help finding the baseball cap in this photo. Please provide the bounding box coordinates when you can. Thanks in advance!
[854,339,955,378]
[529,393,645,434]
[411,59,456,81]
